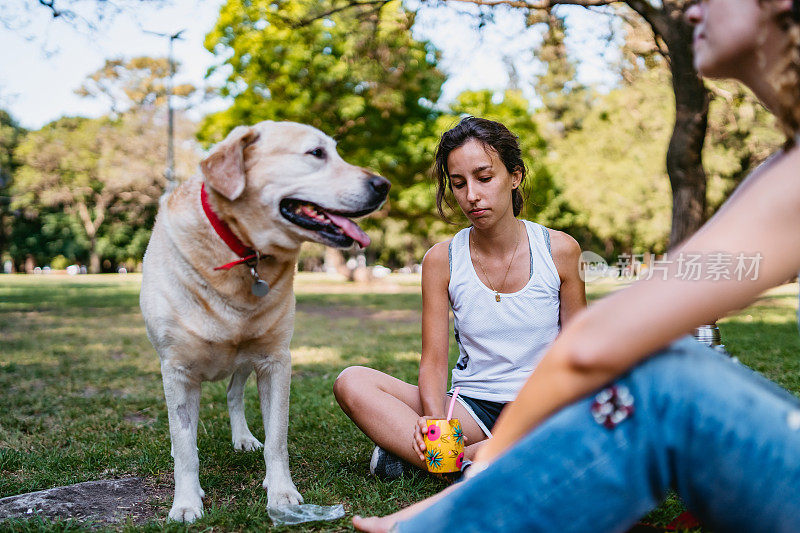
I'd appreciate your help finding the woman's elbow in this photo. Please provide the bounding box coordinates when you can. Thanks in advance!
[564,342,612,373]
[555,317,617,374]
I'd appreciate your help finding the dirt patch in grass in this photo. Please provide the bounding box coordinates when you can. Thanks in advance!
[0,477,169,526]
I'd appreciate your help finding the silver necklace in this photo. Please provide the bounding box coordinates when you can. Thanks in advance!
[471,222,521,302]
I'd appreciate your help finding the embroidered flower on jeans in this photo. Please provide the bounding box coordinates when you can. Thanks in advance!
[591,384,634,429]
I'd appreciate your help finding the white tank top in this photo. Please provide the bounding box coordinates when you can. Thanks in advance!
[448,220,561,402]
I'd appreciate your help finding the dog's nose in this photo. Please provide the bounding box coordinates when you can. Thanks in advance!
[368,175,391,198]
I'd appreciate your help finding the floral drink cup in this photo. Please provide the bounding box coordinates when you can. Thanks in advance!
[423,418,465,473]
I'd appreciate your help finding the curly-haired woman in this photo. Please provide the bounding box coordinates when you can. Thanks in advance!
[354,1,800,531]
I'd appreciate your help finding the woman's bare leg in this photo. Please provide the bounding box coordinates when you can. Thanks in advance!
[333,366,486,467]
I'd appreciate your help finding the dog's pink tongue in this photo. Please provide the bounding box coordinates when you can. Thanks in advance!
[326,212,371,248]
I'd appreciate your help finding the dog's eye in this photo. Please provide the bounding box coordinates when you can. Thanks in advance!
[306,148,326,159]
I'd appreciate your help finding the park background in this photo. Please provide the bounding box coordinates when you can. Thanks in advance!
[1,1,799,531]
[0,0,786,274]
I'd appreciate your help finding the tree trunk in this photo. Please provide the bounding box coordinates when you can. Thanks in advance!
[629,1,710,249]
[664,32,709,248]
[89,239,101,274]
[76,200,106,274]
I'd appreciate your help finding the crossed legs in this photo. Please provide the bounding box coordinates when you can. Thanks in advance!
[333,366,488,469]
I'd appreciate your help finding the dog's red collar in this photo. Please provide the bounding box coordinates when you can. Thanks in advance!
[200,183,258,271]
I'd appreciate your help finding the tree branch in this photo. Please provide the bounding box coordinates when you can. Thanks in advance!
[426,0,617,8]
[76,201,96,239]
[291,0,619,25]
[38,0,62,17]
[291,0,393,27]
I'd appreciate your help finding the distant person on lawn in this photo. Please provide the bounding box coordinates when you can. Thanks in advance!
[333,117,586,479]
[353,1,800,532]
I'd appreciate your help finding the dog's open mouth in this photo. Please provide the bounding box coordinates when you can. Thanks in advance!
[279,199,371,248]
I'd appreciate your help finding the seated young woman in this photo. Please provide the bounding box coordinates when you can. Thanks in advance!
[333,117,586,479]
[353,1,800,531]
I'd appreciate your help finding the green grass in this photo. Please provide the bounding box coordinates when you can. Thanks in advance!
[0,274,798,531]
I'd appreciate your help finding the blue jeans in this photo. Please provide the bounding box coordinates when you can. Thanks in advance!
[396,337,800,533]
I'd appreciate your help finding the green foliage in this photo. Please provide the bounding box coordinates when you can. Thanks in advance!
[703,81,784,213]
[0,109,24,188]
[6,56,202,271]
[201,0,447,266]
[50,255,70,270]
[0,109,25,264]
[533,11,593,136]
[11,110,198,271]
[548,66,674,255]
[6,209,90,267]
[13,117,103,212]
[200,0,444,160]
[546,45,784,258]
[76,56,198,115]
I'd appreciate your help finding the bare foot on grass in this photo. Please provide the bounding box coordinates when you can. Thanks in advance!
[352,515,396,532]
[353,481,460,532]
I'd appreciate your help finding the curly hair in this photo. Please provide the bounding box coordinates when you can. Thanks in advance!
[766,0,800,144]
[433,117,527,223]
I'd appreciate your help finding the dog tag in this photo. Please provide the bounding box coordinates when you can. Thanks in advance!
[250,263,270,298]
[251,279,270,297]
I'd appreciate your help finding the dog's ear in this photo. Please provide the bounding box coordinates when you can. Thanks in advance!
[200,126,260,201]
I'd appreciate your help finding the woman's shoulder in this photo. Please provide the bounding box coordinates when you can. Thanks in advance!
[523,221,580,257]
[421,240,453,288]
[545,228,581,256]
[422,240,452,270]
[538,226,581,279]
[423,226,473,263]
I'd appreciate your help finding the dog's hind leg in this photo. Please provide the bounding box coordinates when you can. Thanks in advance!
[161,361,205,523]
[227,364,263,451]
[255,353,303,509]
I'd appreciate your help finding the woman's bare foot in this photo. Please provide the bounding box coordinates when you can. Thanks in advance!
[353,482,461,532]
[352,515,396,533]
[353,502,424,533]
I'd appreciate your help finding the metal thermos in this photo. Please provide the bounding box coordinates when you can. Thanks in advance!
[693,323,730,356]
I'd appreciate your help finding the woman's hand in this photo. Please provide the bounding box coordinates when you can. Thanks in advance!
[412,416,435,461]
[412,416,470,461]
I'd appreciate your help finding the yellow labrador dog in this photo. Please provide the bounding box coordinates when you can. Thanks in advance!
[139,120,389,522]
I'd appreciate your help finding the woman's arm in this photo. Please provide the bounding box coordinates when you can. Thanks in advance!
[418,241,453,418]
[548,230,587,326]
[477,146,800,465]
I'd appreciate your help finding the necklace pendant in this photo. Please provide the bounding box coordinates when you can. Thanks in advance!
[495,293,501,302]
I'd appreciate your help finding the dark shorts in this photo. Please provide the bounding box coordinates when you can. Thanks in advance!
[458,394,507,433]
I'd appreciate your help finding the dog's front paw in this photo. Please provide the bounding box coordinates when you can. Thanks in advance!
[233,434,263,451]
[168,497,204,523]
[265,479,303,508]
